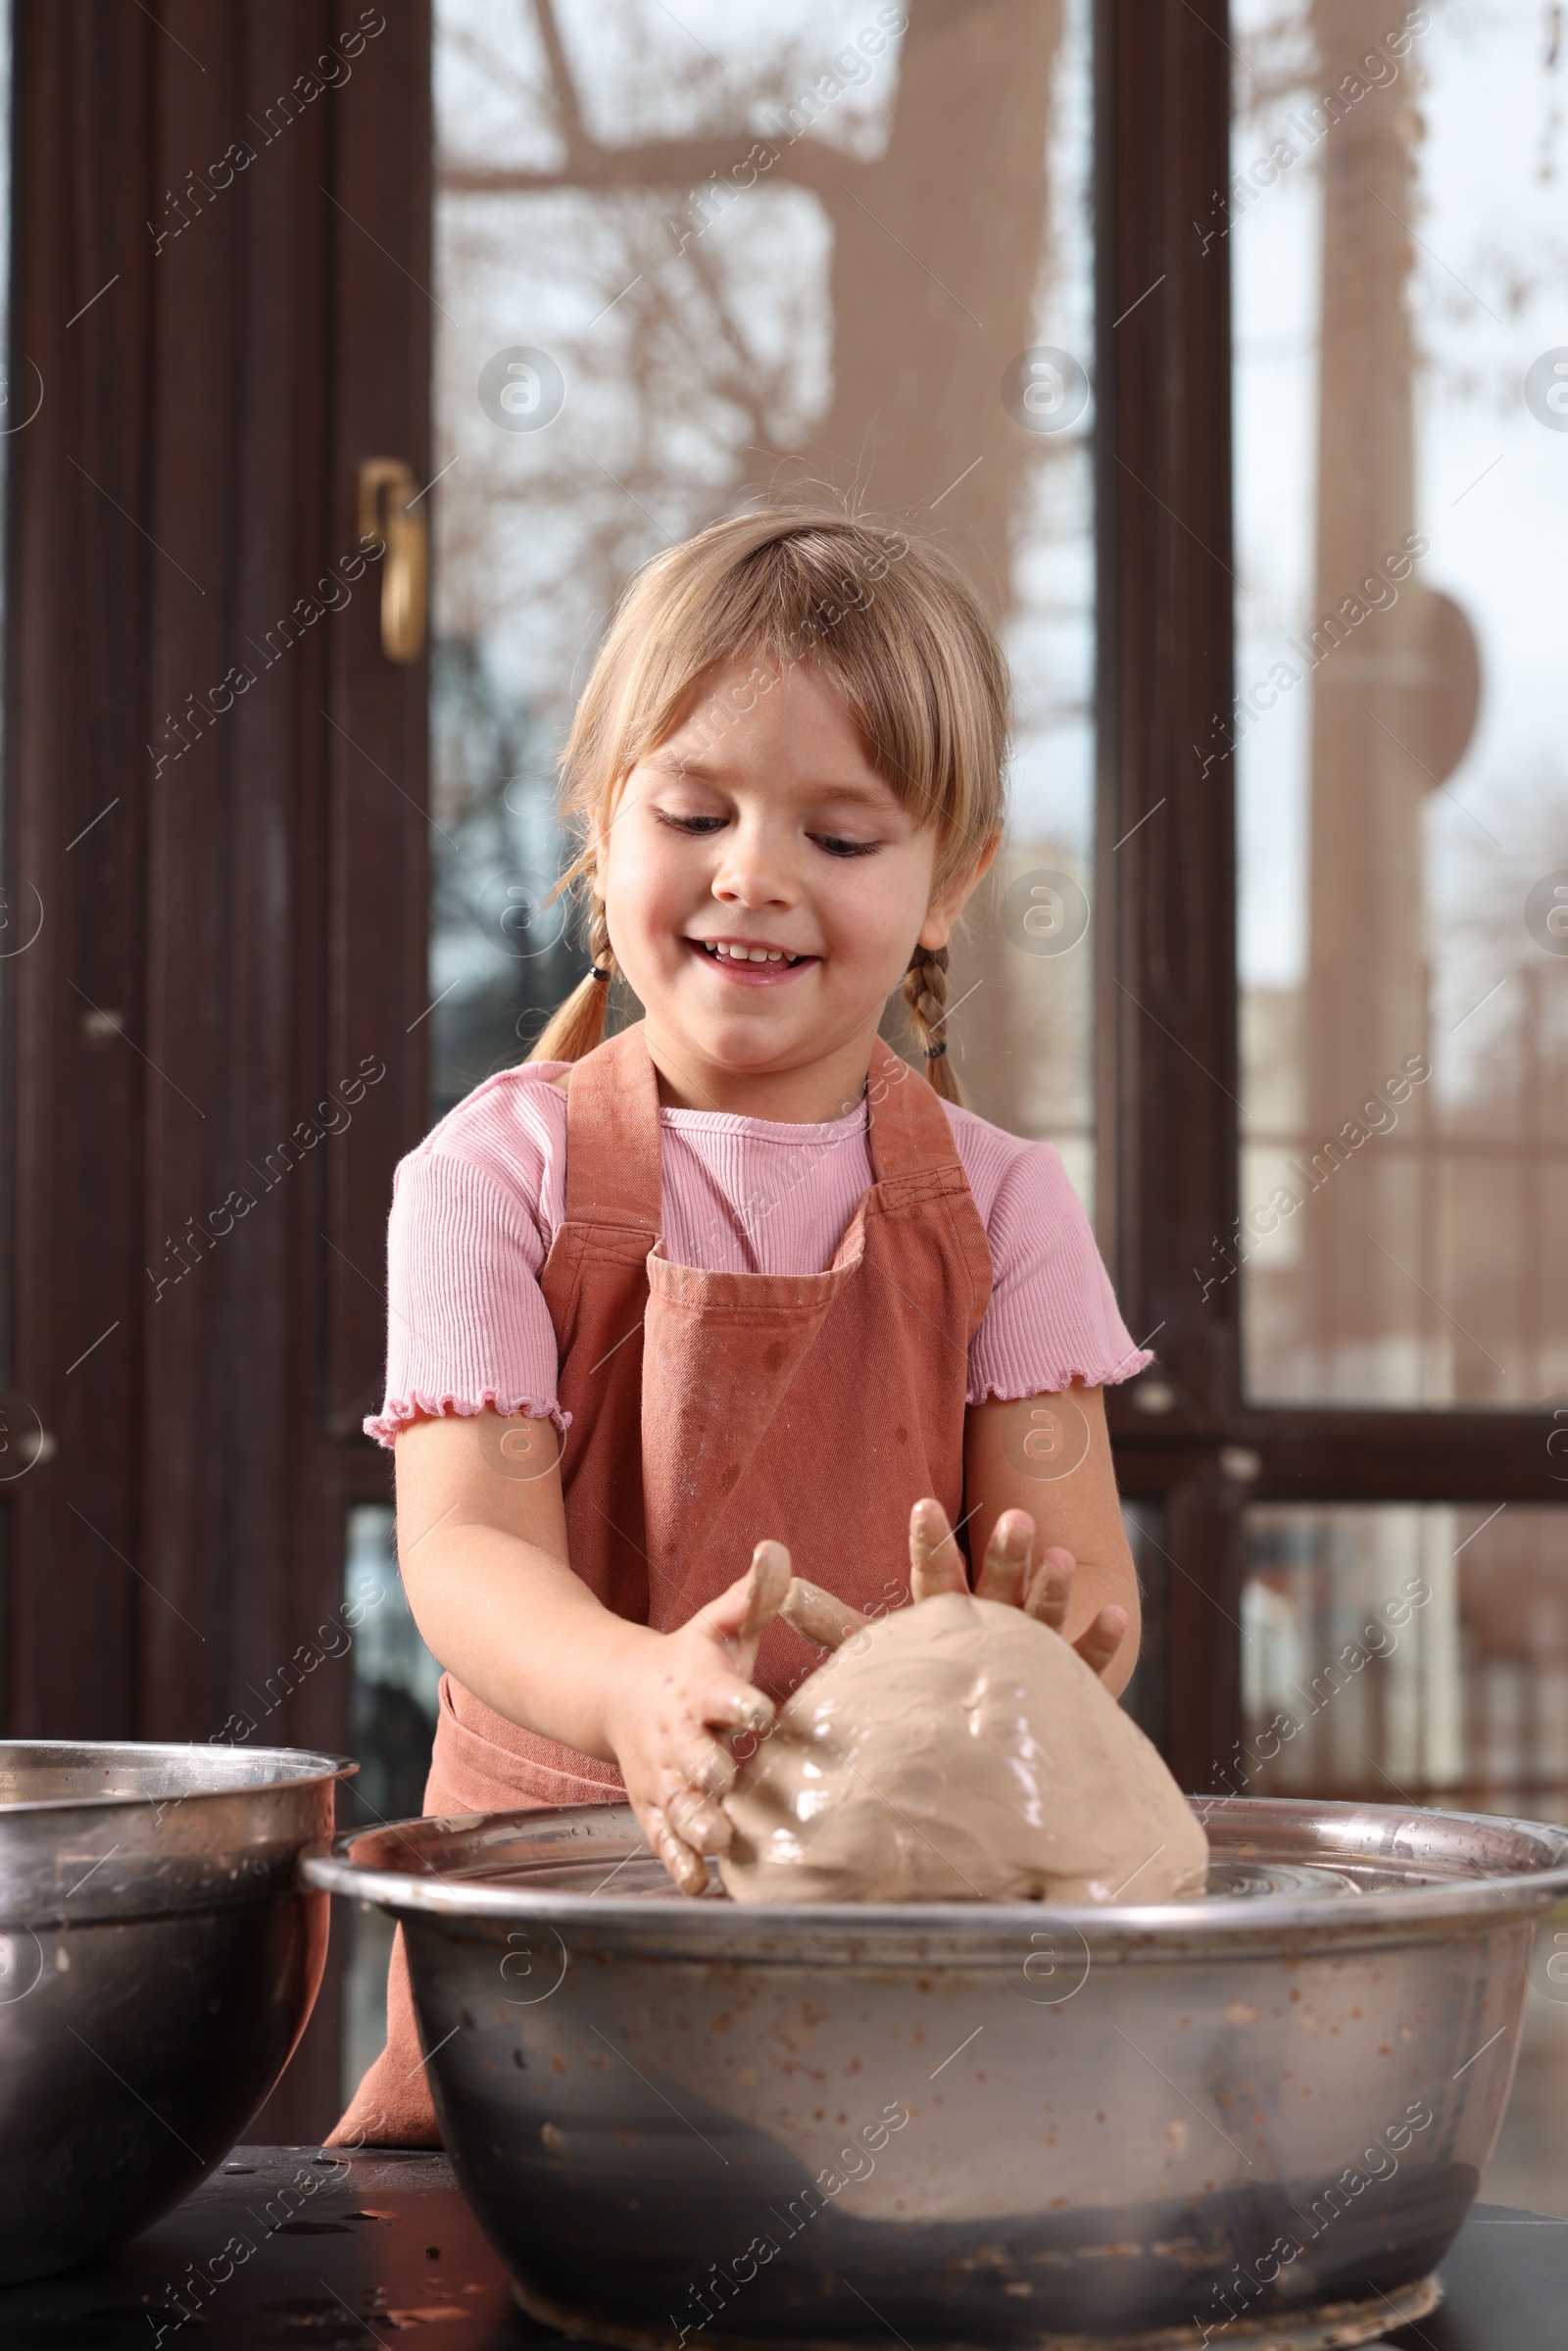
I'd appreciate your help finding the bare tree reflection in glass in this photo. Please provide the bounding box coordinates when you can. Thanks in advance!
[428,0,1100,1197]
[1233,0,1568,1410]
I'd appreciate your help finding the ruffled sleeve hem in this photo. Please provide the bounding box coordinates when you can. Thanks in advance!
[364,1389,572,1449]
[966,1342,1152,1408]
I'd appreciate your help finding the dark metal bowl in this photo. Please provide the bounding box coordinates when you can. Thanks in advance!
[308,1794,1568,2350]
[0,1739,354,2284]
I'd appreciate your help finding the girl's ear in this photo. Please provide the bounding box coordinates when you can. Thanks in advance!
[918,832,1002,952]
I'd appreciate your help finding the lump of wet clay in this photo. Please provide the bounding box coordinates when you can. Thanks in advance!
[718,1591,1209,1905]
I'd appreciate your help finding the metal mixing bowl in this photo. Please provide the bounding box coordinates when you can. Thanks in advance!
[309,1795,1568,2350]
[0,1739,353,2285]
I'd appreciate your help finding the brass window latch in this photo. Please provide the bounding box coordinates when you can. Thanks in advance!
[357,458,428,663]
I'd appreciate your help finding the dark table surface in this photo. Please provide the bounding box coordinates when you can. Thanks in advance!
[0,2144,1562,2349]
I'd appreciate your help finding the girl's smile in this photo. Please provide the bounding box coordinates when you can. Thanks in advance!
[687,936,817,984]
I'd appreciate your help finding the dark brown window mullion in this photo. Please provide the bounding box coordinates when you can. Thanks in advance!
[1097,0,1245,1791]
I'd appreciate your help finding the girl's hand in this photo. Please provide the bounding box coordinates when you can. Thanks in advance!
[601,1546,784,1895]
[907,1497,1128,1680]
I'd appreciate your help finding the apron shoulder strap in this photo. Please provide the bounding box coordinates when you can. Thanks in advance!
[563,1021,662,1232]
[864,1036,965,1184]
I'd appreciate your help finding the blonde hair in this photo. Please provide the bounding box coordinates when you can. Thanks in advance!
[531,509,1008,1102]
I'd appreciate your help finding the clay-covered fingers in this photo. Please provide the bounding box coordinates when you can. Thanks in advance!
[975,1510,1035,1607]
[1022,1544,1076,1629]
[908,1497,969,1603]
[700,1676,774,1740]
[1072,1604,1128,1681]
[1016,1543,1126,1678]
[734,1540,792,1677]
[642,1803,710,1896]
[681,1581,779,1737]
[611,1605,778,1896]
[663,1776,732,1856]
[647,1751,737,1899]
[677,1733,738,1801]
[693,1563,775,1650]
[779,1579,870,1652]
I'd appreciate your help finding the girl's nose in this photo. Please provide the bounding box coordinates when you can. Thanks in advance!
[710,824,796,908]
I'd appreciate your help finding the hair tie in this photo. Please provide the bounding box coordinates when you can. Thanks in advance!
[924,1040,949,1060]
[589,964,612,984]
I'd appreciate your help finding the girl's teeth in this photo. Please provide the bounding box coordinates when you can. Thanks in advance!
[701,941,801,964]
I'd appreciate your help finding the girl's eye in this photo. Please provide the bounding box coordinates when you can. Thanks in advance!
[811,833,879,859]
[655,810,726,835]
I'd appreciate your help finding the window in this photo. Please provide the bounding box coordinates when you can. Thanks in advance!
[1233,0,1568,1409]
[428,0,1104,1200]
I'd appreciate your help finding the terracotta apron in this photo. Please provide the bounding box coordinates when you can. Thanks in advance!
[329,1022,992,2146]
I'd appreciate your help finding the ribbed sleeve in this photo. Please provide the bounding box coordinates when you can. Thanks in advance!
[365,1064,1149,1446]
[945,1107,1151,1400]
[365,1075,566,1445]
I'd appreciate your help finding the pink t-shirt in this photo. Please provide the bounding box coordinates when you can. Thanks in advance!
[367,1061,1149,1445]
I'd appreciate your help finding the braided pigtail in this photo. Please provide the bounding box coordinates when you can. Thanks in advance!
[530,890,615,1065]
[903,943,961,1103]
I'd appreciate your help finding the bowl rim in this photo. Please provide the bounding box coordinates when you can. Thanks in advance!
[0,1738,358,1814]
[301,1792,1568,1945]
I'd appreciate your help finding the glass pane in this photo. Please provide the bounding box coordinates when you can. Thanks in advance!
[1244,1500,1568,2221]
[429,0,1101,1204]
[1231,0,1568,1402]
[340,1504,440,2104]
[1240,1501,1568,1814]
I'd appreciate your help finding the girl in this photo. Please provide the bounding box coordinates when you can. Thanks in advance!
[332,511,1150,2147]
